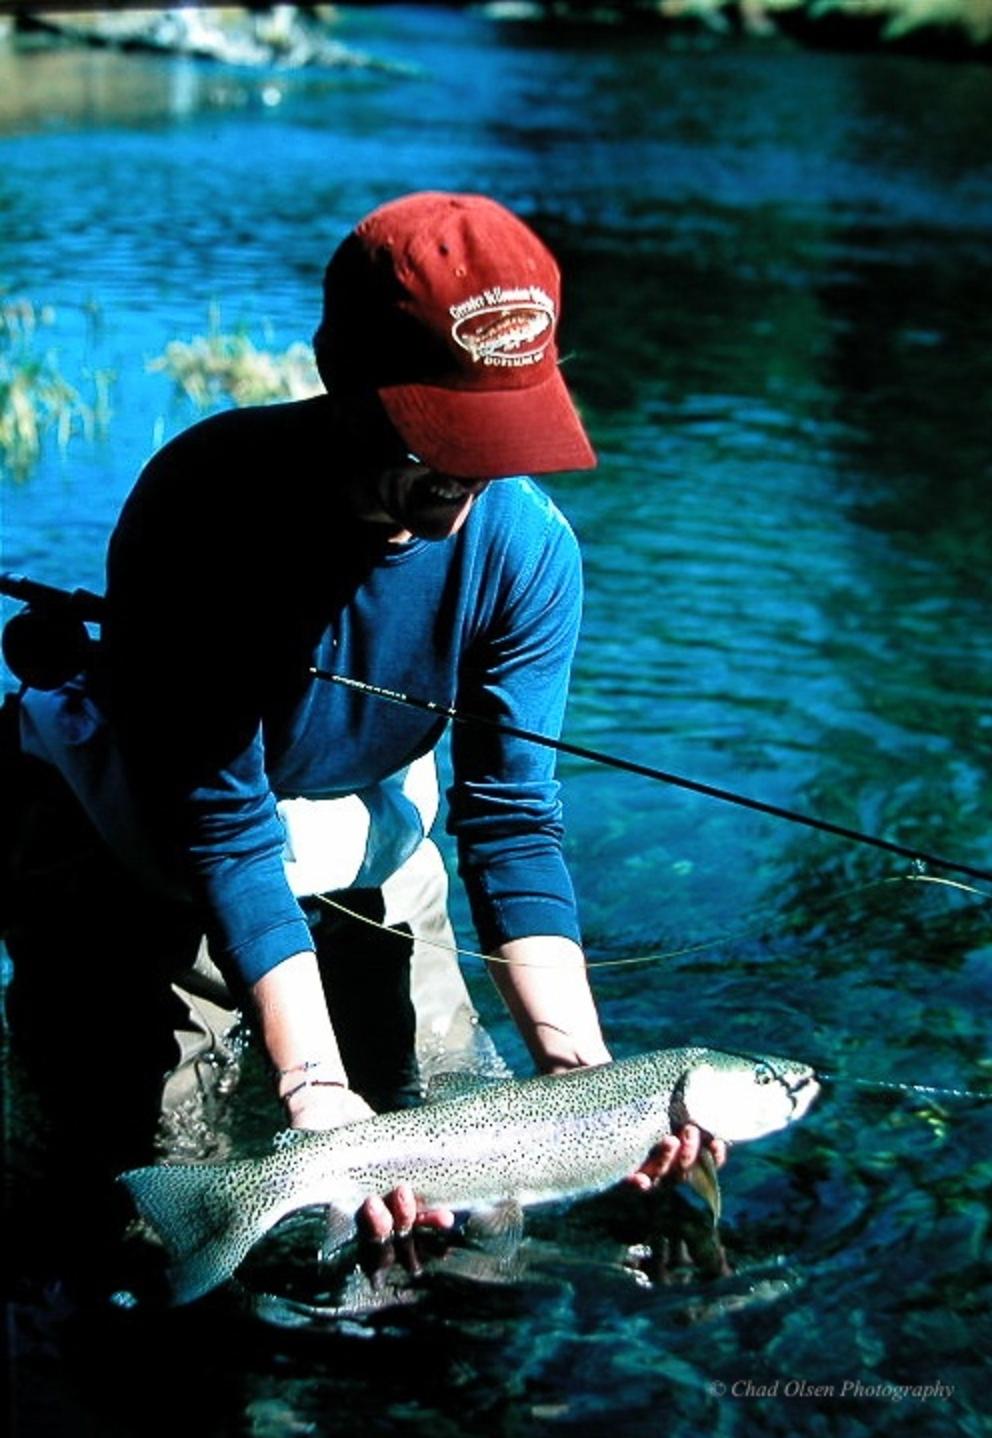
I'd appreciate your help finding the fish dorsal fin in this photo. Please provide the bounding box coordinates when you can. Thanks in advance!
[424,1070,502,1105]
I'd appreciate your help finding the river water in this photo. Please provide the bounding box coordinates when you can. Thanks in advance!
[2,7,991,1437]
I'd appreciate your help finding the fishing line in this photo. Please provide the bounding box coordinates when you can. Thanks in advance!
[897,873,992,902]
[581,872,992,971]
[818,1074,992,1103]
[315,871,991,972]
[5,574,990,1101]
[317,883,779,973]
[316,876,992,1105]
[308,671,992,1106]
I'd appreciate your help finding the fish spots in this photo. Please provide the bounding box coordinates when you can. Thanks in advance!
[121,1046,817,1304]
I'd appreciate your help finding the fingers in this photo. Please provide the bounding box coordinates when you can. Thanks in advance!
[413,1204,457,1231]
[626,1133,681,1188]
[357,1183,456,1242]
[389,1181,418,1237]
[356,1183,456,1281]
[679,1125,702,1169]
[626,1125,728,1189]
[359,1193,396,1243]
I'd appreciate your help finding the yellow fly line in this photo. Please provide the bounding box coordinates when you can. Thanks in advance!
[314,871,991,972]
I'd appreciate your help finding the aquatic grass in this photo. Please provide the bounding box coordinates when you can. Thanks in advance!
[148,308,323,411]
[809,0,992,43]
[1,294,319,477]
[761,0,992,42]
[0,293,112,482]
[489,0,992,44]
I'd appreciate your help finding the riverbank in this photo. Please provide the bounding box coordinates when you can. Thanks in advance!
[2,4,411,70]
[0,1,989,61]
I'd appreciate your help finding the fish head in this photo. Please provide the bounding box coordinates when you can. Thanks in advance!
[675,1050,820,1143]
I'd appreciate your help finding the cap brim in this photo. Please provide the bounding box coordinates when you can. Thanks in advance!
[378,368,597,479]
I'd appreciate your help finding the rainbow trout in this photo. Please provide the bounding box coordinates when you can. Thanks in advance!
[120,1046,819,1305]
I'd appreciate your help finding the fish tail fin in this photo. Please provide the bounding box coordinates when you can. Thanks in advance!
[119,1158,269,1306]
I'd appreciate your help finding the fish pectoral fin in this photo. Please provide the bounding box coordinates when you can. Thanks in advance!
[318,1204,358,1265]
[463,1199,525,1267]
[685,1149,722,1224]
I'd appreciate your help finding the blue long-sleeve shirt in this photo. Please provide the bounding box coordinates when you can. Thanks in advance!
[100,397,583,987]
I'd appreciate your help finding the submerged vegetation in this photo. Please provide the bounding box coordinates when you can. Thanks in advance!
[0,297,320,481]
[486,0,992,49]
[501,0,992,46]
[149,309,322,411]
[0,293,112,482]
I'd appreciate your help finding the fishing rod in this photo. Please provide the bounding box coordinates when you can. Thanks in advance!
[2,571,989,886]
[0,571,104,619]
[311,669,992,888]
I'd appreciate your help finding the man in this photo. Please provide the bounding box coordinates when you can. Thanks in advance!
[10,192,716,1253]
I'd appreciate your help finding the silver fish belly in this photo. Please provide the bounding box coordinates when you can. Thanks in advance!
[119,1046,819,1305]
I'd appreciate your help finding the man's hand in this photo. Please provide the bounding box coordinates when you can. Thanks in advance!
[358,1182,455,1245]
[286,1086,455,1271]
[355,1183,455,1279]
[626,1123,728,1191]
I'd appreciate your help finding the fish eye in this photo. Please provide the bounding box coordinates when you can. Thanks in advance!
[754,1064,774,1086]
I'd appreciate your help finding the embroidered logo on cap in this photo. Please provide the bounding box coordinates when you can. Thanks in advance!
[449,286,555,368]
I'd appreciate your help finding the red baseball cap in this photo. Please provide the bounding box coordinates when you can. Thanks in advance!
[314,191,597,478]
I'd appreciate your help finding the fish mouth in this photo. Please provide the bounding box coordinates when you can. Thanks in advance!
[761,1060,820,1121]
[730,1051,822,1118]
